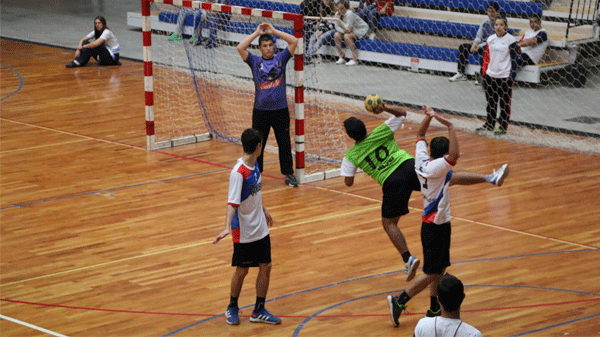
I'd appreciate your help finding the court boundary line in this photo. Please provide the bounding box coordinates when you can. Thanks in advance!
[0,63,24,101]
[0,314,69,337]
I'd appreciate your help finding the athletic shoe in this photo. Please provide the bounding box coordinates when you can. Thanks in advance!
[426,309,441,317]
[345,60,357,66]
[405,256,420,282]
[387,295,407,327]
[368,32,376,40]
[167,33,182,41]
[490,163,509,187]
[475,124,494,133]
[475,72,484,85]
[449,73,466,82]
[250,308,281,324]
[494,129,507,136]
[336,58,346,64]
[65,61,80,68]
[285,174,299,187]
[225,306,240,325]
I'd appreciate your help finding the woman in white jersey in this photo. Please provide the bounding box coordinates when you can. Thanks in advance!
[66,16,121,68]
[477,15,519,135]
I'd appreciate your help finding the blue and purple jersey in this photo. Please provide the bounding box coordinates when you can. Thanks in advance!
[245,48,292,110]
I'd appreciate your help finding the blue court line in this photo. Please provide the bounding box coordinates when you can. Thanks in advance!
[1,63,24,102]
[162,248,599,336]
[0,168,230,210]
[292,285,600,337]
[509,313,600,336]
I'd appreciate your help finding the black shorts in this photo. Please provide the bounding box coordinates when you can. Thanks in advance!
[381,158,421,219]
[232,235,272,267]
[421,222,451,275]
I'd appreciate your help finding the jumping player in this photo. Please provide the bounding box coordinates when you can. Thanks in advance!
[341,103,423,282]
[387,107,509,326]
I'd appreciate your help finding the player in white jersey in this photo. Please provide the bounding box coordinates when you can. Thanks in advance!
[414,273,483,337]
[388,107,509,327]
[517,13,549,66]
[213,128,281,326]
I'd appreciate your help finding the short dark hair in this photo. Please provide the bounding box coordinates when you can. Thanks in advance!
[437,273,465,312]
[343,117,367,142]
[241,128,262,154]
[488,1,500,11]
[258,33,274,47]
[529,13,541,21]
[430,136,449,159]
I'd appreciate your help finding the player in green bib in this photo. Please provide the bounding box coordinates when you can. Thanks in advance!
[340,103,421,282]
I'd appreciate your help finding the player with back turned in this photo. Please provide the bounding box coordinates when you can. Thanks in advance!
[387,107,509,326]
[213,128,281,326]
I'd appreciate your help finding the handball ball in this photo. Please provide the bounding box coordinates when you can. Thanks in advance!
[364,94,382,112]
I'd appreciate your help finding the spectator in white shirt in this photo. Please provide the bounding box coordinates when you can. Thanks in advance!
[66,16,120,68]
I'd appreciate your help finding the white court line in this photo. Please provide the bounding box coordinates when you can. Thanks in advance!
[0,314,69,337]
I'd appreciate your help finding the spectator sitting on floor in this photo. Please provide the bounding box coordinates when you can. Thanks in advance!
[66,16,120,68]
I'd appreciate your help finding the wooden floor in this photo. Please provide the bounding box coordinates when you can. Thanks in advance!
[1,39,599,337]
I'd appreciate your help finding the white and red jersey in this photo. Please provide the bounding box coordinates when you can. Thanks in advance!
[228,158,269,243]
[482,33,518,80]
[414,139,455,225]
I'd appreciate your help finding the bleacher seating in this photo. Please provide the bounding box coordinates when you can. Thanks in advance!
[378,16,519,39]
[401,0,545,16]
[228,0,301,13]
[135,0,564,83]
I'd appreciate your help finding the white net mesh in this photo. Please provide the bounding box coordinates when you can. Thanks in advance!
[149,2,353,180]
[146,0,600,170]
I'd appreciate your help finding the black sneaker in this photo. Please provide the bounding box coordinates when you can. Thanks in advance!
[65,61,80,68]
[387,295,406,327]
[475,124,494,133]
[426,309,441,317]
[285,174,299,187]
[494,129,507,135]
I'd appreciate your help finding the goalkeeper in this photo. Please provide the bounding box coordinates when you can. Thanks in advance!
[237,23,299,187]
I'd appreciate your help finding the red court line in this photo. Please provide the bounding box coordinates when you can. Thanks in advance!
[2,297,598,319]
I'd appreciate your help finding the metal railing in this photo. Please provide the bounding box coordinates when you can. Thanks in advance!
[565,0,600,39]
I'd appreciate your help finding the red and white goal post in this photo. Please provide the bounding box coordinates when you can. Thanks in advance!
[142,0,347,184]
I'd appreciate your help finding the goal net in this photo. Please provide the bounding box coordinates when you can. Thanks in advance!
[143,0,355,183]
[142,0,600,179]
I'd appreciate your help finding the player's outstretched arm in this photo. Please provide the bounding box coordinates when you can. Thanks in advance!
[213,204,236,244]
[416,106,434,139]
[373,103,411,117]
[236,25,263,61]
[433,111,460,164]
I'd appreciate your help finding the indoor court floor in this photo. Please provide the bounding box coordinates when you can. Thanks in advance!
[1,38,600,336]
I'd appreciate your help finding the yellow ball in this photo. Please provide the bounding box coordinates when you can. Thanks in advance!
[364,94,382,112]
